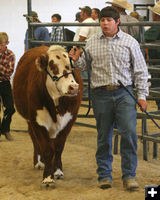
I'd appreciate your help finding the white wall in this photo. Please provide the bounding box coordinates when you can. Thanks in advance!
[1,0,155,66]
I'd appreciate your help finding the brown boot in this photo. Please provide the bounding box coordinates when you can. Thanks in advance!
[98,179,112,189]
[4,132,13,141]
[123,178,139,191]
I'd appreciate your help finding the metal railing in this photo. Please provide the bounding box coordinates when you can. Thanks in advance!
[25,0,160,161]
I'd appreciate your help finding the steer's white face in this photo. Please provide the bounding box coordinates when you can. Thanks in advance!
[46,46,79,101]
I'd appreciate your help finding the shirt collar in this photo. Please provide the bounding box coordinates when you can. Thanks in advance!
[120,11,127,15]
[99,28,123,39]
[0,48,8,56]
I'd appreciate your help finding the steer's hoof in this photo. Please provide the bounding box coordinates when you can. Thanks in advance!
[41,176,55,189]
[54,168,64,180]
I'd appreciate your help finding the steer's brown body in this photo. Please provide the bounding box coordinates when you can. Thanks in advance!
[13,45,83,188]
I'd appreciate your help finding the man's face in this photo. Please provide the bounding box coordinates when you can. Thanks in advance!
[91,9,97,20]
[100,17,120,37]
[52,17,59,23]
[0,42,8,53]
[80,10,85,20]
[152,13,160,21]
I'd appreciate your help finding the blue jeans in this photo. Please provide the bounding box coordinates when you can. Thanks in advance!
[0,81,15,134]
[91,86,137,182]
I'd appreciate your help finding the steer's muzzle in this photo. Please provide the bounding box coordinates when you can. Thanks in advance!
[68,83,79,96]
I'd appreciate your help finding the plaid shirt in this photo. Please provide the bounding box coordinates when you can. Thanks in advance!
[50,26,63,42]
[74,29,149,100]
[0,48,15,81]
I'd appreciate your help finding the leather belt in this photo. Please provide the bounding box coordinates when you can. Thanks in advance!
[100,85,121,91]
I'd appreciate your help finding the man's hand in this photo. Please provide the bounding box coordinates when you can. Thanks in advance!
[68,47,81,61]
[138,99,147,112]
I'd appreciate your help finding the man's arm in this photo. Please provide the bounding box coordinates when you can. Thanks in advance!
[0,53,15,77]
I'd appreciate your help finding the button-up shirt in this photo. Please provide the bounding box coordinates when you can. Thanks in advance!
[74,29,149,100]
[24,27,50,50]
[120,12,139,38]
[50,26,63,42]
[144,26,160,59]
[0,48,15,81]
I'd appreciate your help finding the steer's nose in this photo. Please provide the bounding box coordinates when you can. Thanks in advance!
[68,83,79,95]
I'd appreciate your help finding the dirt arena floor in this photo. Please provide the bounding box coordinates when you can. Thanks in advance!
[0,101,160,200]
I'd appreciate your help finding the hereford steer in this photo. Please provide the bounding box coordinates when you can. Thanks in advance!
[13,45,83,188]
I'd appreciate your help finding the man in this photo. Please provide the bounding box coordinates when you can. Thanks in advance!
[76,6,98,97]
[78,6,97,41]
[0,32,15,141]
[75,12,83,23]
[106,0,139,38]
[144,2,160,110]
[69,6,149,191]
[50,13,63,42]
[130,11,140,20]
[23,11,50,51]
[91,8,100,22]
[73,12,83,42]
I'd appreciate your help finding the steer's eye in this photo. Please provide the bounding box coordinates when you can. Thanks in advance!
[63,70,68,78]
[65,65,70,70]
[49,60,59,75]
[56,55,60,59]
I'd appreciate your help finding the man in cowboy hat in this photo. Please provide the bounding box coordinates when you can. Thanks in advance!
[144,2,160,110]
[23,11,50,51]
[105,0,139,38]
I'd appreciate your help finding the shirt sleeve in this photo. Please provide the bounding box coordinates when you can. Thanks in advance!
[131,41,149,100]
[41,28,50,41]
[144,27,160,41]
[79,27,89,38]
[74,44,92,72]
[0,53,15,77]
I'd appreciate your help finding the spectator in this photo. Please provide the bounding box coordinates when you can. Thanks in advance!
[78,6,97,41]
[75,12,83,23]
[69,6,148,191]
[145,2,160,110]
[50,13,63,42]
[0,32,15,141]
[91,8,100,22]
[73,12,83,42]
[130,11,145,22]
[23,11,50,52]
[130,11,139,20]
[106,0,139,38]
[76,6,98,97]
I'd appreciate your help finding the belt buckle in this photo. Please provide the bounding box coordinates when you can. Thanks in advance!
[105,85,119,90]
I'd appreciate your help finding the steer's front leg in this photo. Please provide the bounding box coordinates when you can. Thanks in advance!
[31,123,56,189]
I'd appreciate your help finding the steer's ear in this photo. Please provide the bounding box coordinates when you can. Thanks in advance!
[35,54,49,71]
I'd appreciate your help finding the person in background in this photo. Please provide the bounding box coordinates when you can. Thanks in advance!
[23,11,50,52]
[105,0,139,38]
[144,2,160,110]
[91,8,100,22]
[75,12,83,23]
[69,6,148,191]
[130,11,139,20]
[73,12,83,42]
[78,6,97,41]
[0,32,15,141]
[76,6,98,97]
[50,13,63,42]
